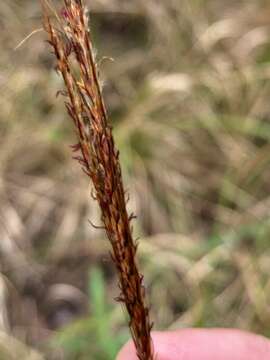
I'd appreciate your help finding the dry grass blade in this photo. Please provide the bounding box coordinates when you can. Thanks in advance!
[41,0,154,359]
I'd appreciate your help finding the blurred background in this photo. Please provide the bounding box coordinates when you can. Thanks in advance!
[1,0,270,358]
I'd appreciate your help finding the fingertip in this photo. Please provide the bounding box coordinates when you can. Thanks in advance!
[116,331,185,360]
[116,341,137,360]
[116,329,270,360]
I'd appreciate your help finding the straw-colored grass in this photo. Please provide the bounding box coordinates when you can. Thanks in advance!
[1,0,270,358]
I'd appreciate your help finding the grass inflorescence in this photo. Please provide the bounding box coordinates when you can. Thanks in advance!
[41,1,154,359]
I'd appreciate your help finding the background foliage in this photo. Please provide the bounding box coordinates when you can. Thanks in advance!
[1,0,270,358]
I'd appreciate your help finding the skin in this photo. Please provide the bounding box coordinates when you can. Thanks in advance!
[117,329,270,360]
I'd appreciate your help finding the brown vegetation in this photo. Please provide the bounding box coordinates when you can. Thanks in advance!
[1,0,270,359]
[41,1,153,359]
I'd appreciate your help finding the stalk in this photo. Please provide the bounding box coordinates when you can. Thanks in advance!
[41,1,154,359]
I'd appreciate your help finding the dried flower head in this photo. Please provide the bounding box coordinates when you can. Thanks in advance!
[41,0,154,359]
